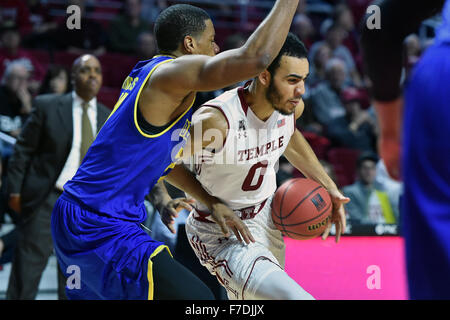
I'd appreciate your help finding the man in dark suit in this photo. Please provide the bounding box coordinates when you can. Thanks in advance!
[5,54,111,299]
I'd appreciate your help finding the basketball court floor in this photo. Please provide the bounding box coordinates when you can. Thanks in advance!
[0,216,407,300]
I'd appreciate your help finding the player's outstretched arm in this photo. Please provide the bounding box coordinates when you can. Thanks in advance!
[164,164,255,244]
[154,0,300,94]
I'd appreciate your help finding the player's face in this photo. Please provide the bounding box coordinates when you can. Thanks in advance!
[193,19,220,56]
[266,56,309,115]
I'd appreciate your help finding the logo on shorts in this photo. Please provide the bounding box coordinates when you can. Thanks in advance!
[311,193,326,212]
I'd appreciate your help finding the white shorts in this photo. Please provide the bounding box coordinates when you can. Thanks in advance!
[185,196,286,300]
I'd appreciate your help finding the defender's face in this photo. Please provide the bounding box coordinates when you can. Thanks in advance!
[194,19,220,56]
[266,56,309,116]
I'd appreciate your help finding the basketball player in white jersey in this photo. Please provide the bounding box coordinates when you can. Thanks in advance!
[165,34,349,300]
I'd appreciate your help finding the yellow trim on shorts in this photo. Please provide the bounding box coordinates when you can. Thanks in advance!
[134,59,196,138]
[147,245,172,300]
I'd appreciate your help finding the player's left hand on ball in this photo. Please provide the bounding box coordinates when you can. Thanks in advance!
[159,198,195,234]
[321,189,349,243]
[210,201,255,245]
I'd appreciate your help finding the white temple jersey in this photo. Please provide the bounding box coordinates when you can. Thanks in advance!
[186,85,296,213]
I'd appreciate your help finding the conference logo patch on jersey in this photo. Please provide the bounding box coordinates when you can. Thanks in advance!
[238,120,246,131]
[238,119,248,139]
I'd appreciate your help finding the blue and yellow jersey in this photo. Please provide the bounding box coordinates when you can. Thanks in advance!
[63,55,194,222]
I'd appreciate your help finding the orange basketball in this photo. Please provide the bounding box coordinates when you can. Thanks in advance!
[271,178,332,240]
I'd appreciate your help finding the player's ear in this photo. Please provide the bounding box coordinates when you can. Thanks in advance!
[258,70,272,87]
[183,35,196,54]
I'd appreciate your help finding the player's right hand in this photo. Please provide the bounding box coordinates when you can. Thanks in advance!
[159,198,195,234]
[322,189,349,243]
[210,202,255,245]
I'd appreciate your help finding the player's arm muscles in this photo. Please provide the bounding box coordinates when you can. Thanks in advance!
[283,101,337,192]
[153,0,300,94]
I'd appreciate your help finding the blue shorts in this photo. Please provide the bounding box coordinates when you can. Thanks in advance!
[51,193,169,300]
[403,43,450,299]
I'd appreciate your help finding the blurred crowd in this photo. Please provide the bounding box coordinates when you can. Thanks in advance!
[0,0,442,269]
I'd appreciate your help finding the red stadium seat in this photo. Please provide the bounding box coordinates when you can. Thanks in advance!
[27,49,51,67]
[301,131,332,160]
[326,147,361,188]
[99,53,139,88]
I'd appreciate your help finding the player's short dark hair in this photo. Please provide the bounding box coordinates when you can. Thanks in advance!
[154,4,211,54]
[267,33,308,76]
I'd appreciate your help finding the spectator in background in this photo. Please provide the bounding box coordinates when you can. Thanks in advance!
[375,159,403,221]
[309,21,362,87]
[134,31,157,61]
[404,33,423,78]
[39,65,70,95]
[0,25,46,93]
[327,86,378,152]
[292,13,315,49]
[140,0,169,24]
[22,0,59,50]
[0,0,32,37]
[54,0,107,56]
[307,58,376,152]
[343,152,397,225]
[307,58,347,128]
[0,61,32,149]
[307,42,331,88]
[5,54,111,300]
[343,88,378,139]
[332,3,359,61]
[107,0,152,54]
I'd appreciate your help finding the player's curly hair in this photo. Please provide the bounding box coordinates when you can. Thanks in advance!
[154,4,211,54]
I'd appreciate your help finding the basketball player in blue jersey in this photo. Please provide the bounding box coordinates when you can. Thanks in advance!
[51,1,301,300]
[361,0,450,299]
